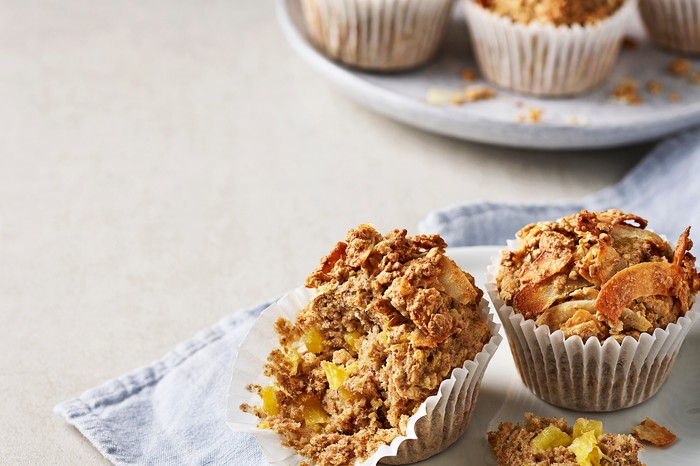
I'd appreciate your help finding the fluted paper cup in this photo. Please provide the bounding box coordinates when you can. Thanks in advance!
[300,0,455,71]
[227,286,502,465]
[463,0,635,96]
[639,0,700,54]
[486,243,699,412]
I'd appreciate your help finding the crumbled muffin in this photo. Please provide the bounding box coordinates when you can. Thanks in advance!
[497,210,700,342]
[242,225,491,466]
[488,412,644,466]
[476,0,625,26]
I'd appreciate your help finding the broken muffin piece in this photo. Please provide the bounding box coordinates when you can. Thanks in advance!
[488,412,644,466]
[242,225,492,466]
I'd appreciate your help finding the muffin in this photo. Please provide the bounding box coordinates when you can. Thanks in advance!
[463,0,635,96]
[639,0,700,54]
[300,0,454,71]
[488,412,644,466]
[487,209,700,411]
[230,225,501,465]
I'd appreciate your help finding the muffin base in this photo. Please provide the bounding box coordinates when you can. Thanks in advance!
[639,0,700,55]
[300,0,454,71]
[463,0,635,96]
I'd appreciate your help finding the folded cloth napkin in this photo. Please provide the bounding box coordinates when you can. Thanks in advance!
[54,129,700,466]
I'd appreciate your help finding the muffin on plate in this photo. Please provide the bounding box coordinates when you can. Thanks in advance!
[487,209,700,411]
[488,412,644,466]
[230,225,501,465]
[463,0,635,96]
[300,0,455,71]
[639,0,700,54]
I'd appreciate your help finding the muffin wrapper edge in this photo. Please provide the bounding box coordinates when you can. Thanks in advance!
[639,0,700,54]
[462,0,635,96]
[300,0,454,71]
[486,242,699,412]
[226,286,502,465]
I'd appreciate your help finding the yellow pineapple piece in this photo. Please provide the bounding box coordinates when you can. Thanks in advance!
[260,385,278,416]
[343,332,362,351]
[339,388,352,399]
[568,430,603,466]
[304,327,324,354]
[303,396,329,432]
[377,331,388,346]
[573,418,604,439]
[321,361,349,390]
[530,425,573,450]
[284,348,302,376]
[257,421,269,429]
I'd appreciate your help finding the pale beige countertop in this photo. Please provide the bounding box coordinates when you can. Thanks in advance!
[0,0,649,464]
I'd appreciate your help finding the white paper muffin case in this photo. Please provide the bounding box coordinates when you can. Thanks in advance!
[639,0,700,54]
[462,0,635,96]
[300,0,455,71]
[486,246,699,412]
[227,286,502,465]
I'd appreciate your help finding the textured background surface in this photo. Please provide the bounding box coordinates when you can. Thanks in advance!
[0,0,650,464]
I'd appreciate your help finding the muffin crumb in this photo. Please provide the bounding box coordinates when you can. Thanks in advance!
[669,91,681,103]
[611,78,643,105]
[465,86,497,102]
[669,58,692,77]
[462,68,477,82]
[646,80,664,94]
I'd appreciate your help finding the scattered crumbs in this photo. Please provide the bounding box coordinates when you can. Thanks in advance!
[514,100,524,108]
[465,86,497,102]
[425,86,496,106]
[690,71,700,85]
[668,58,692,77]
[462,68,477,82]
[669,91,681,103]
[646,80,664,95]
[567,115,589,126]
[516,107,543,124]
[622,36,639,49]
[610,78,643,105]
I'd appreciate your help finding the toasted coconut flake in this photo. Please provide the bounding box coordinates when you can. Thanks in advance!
[514,275,588,319]
[596,262,680,321]
[536,300,596,329]
[579,235,628,286]
[520,249,573,285]
[610,224,672,256]
[619,308,653,332]
[438,255,478,304]
[632,418,676,446]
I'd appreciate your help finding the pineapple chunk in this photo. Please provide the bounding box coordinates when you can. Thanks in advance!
[260,386,278,416]
[303,396,329,432]
[568,430,603,466]
[284,348,302,376]
[343,332,362,351]
[573,418,604,439]
[530,425,573,450]
[321,361,349,390]
[339,388,352,399]
[377,331,388,346]
[304,327,324,354]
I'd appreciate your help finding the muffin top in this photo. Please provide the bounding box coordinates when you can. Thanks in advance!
[488,412,643,466]
[242,224,491,466]
[476,0,625,26]
[497,210,700,342]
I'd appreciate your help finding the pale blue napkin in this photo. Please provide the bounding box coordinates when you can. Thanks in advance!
[55,129,700,466]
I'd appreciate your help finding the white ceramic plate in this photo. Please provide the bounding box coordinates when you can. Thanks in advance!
[277,0,700,150]
[426,245,700,466]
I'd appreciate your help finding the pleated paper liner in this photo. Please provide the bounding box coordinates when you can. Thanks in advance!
[463,0,636,96]
[639,0,700,54]
[300,0,454,71]
[227,286,502,465]
[486,243,698,412]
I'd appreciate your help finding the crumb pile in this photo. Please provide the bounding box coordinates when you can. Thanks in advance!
[242,225,491,465]
[488,412,644,466]
[476,0,625,25]
[497,209,700,341]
